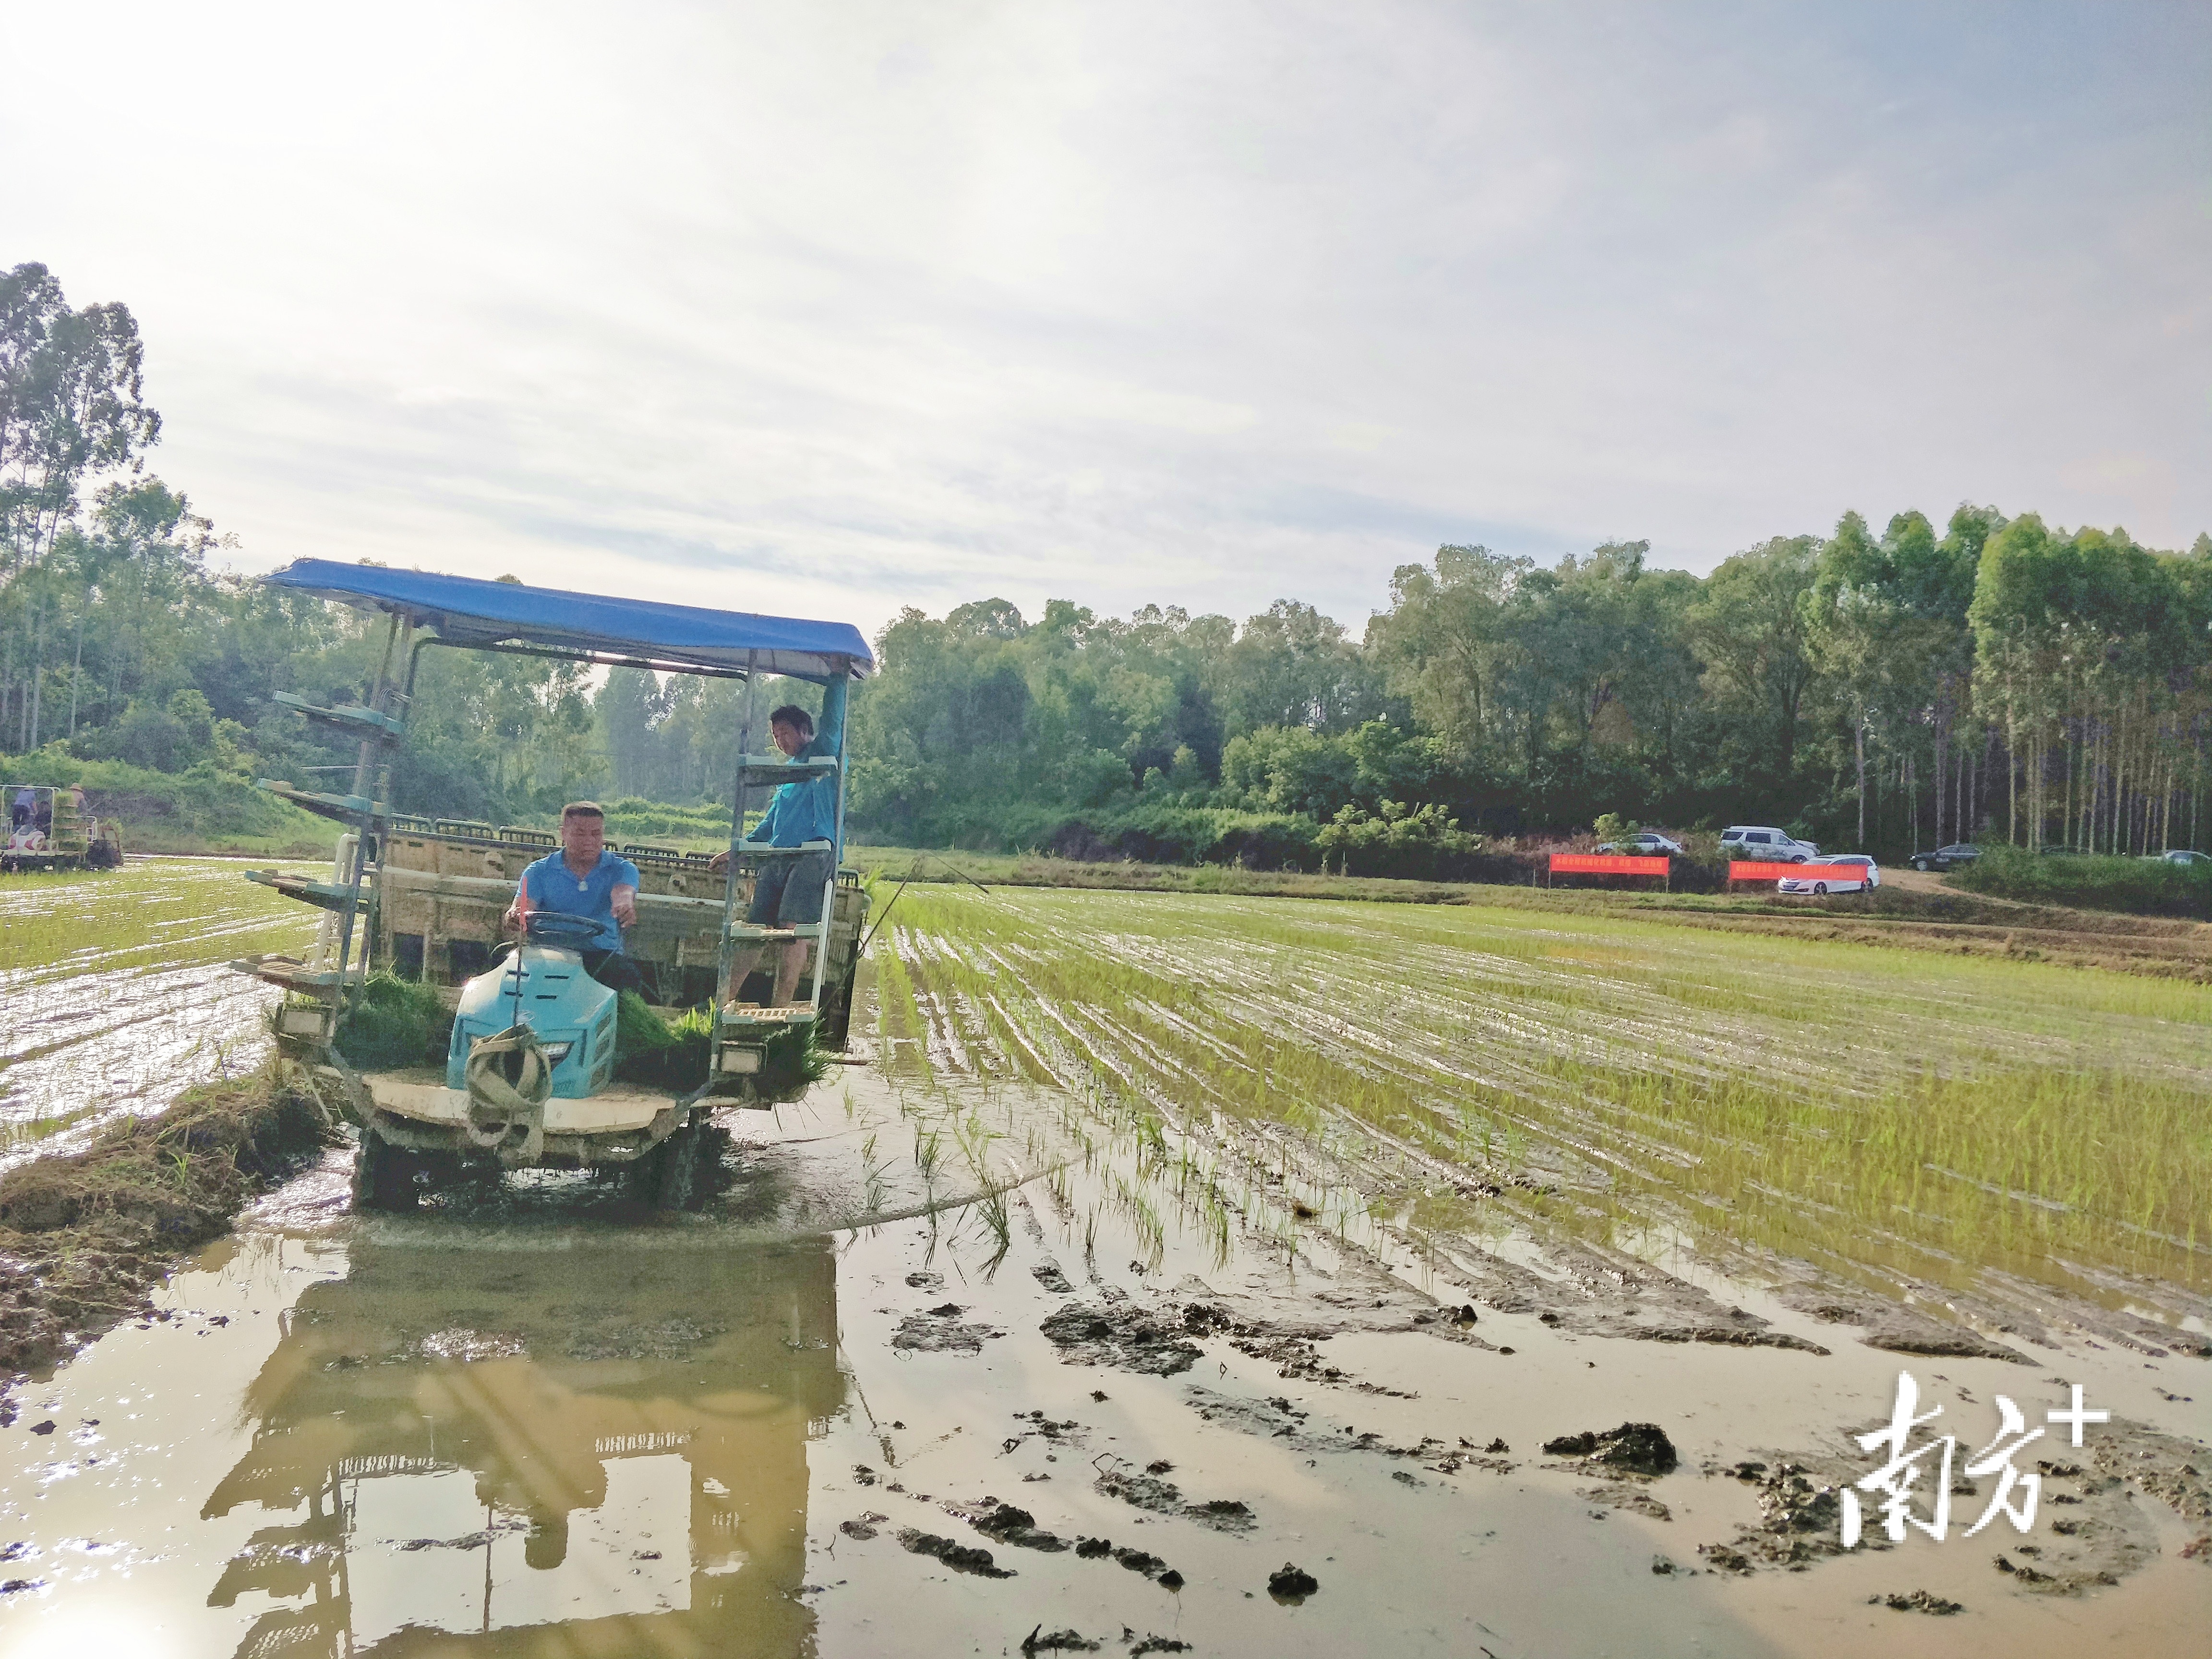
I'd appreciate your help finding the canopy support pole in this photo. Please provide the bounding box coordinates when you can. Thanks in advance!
[332,614,409,988]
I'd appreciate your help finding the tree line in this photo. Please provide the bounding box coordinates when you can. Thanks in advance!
[6,260,2209,866]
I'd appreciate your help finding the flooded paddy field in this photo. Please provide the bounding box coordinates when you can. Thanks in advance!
[0,860,322,1167]
[0,882,2205,1656]
[877,886,2210,1351]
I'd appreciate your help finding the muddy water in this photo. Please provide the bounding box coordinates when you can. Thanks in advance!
[2,1063,2205,1658]
[0,859,320,1163]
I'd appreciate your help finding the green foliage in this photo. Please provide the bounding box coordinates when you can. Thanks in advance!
[332,973,456,1071]
[598,796,733,848]
[1950,844,2212,920]
[0,747,334,851]
[1314,800,1484,878]
[1590,812,1640,847]
[1,263,161,577]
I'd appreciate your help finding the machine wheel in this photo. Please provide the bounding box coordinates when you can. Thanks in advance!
[353,1126,419,1212]
[821,974,858,1049]
[655,1120,706,1211]
[621,1140,663,1204]
[625,1119,709,1211]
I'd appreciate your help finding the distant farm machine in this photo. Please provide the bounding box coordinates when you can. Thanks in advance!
[227,560,873,1211]
[1,783,123,872]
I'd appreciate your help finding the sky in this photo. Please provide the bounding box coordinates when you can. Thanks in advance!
[3,1,2205,641]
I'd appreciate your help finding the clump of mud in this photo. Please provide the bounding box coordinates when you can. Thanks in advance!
[1267,1562,1319,1603]
[1871,1590,1962,1614]
[1695,1421,2210,1591]
[897,1528,1014,1577]
[0,1061,339,1376]
[1020,1630,1099,1655]
[969,1503,1069,1552]
[1094,1465,1257,1532]
[1542,1422,1680,1477]
[1039,1301,1203,1374]
[893,1304,1004,1353]
[1698,1455,1855,1573]
[1779,1290,2031,1362]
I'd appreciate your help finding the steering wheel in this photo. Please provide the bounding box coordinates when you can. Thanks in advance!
[523,912,604,949]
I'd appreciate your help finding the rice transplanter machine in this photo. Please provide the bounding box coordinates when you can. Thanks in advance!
[228,561,873,1210]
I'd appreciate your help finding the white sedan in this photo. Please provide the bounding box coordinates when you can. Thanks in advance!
[1778,854,1878,896]
[1596,831,1687,856]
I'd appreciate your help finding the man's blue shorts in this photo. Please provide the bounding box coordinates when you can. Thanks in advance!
[746,851,832,926]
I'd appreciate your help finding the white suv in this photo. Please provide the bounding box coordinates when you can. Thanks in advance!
[1720,825,1818,864]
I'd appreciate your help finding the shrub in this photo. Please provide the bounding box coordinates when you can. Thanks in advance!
[1315,800,1484,879]
[1590,811,1641,848]
[1951,844,2212,920]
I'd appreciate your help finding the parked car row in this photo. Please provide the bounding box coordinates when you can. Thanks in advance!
[1588,826,1827,866]
[1907,843,2207,868]
[1583,824,2207,897]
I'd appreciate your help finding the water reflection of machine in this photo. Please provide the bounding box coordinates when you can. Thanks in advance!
[201,1236,844,1657]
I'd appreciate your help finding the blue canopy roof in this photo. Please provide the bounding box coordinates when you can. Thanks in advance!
[260,559,873,681]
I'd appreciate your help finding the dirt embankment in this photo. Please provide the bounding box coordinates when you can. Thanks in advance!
[0,1063,337,1379]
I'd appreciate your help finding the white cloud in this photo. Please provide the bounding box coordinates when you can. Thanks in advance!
[2,0,2202,642]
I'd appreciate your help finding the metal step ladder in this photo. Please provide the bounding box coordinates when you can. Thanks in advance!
[709,680,843,1081]
[232,621,415,1040]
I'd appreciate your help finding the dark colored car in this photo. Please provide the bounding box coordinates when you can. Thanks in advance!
[1908,842,1979,873]
[2154,849,2211,867]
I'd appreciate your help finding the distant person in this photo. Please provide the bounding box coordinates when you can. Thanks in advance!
[502,802,643,992]
[10,787,31,832]
[710,700,840,1008]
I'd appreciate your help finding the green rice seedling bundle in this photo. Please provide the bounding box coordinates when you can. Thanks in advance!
[332,973,456,1070]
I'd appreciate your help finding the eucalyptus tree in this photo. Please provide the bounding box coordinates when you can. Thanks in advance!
[1363,543,1533,762]
[1690,535,1821,785]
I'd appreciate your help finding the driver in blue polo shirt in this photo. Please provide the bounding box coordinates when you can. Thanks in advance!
[502,802,644,992]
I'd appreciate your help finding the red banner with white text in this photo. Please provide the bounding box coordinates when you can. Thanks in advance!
[1728,862,1867,882]
[1549,854,1670,876]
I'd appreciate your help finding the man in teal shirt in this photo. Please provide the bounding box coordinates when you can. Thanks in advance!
[711,698,840,1007]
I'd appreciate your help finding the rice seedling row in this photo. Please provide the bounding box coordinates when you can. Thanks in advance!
[872,886,2210,1343]
[1,859,323,1156]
